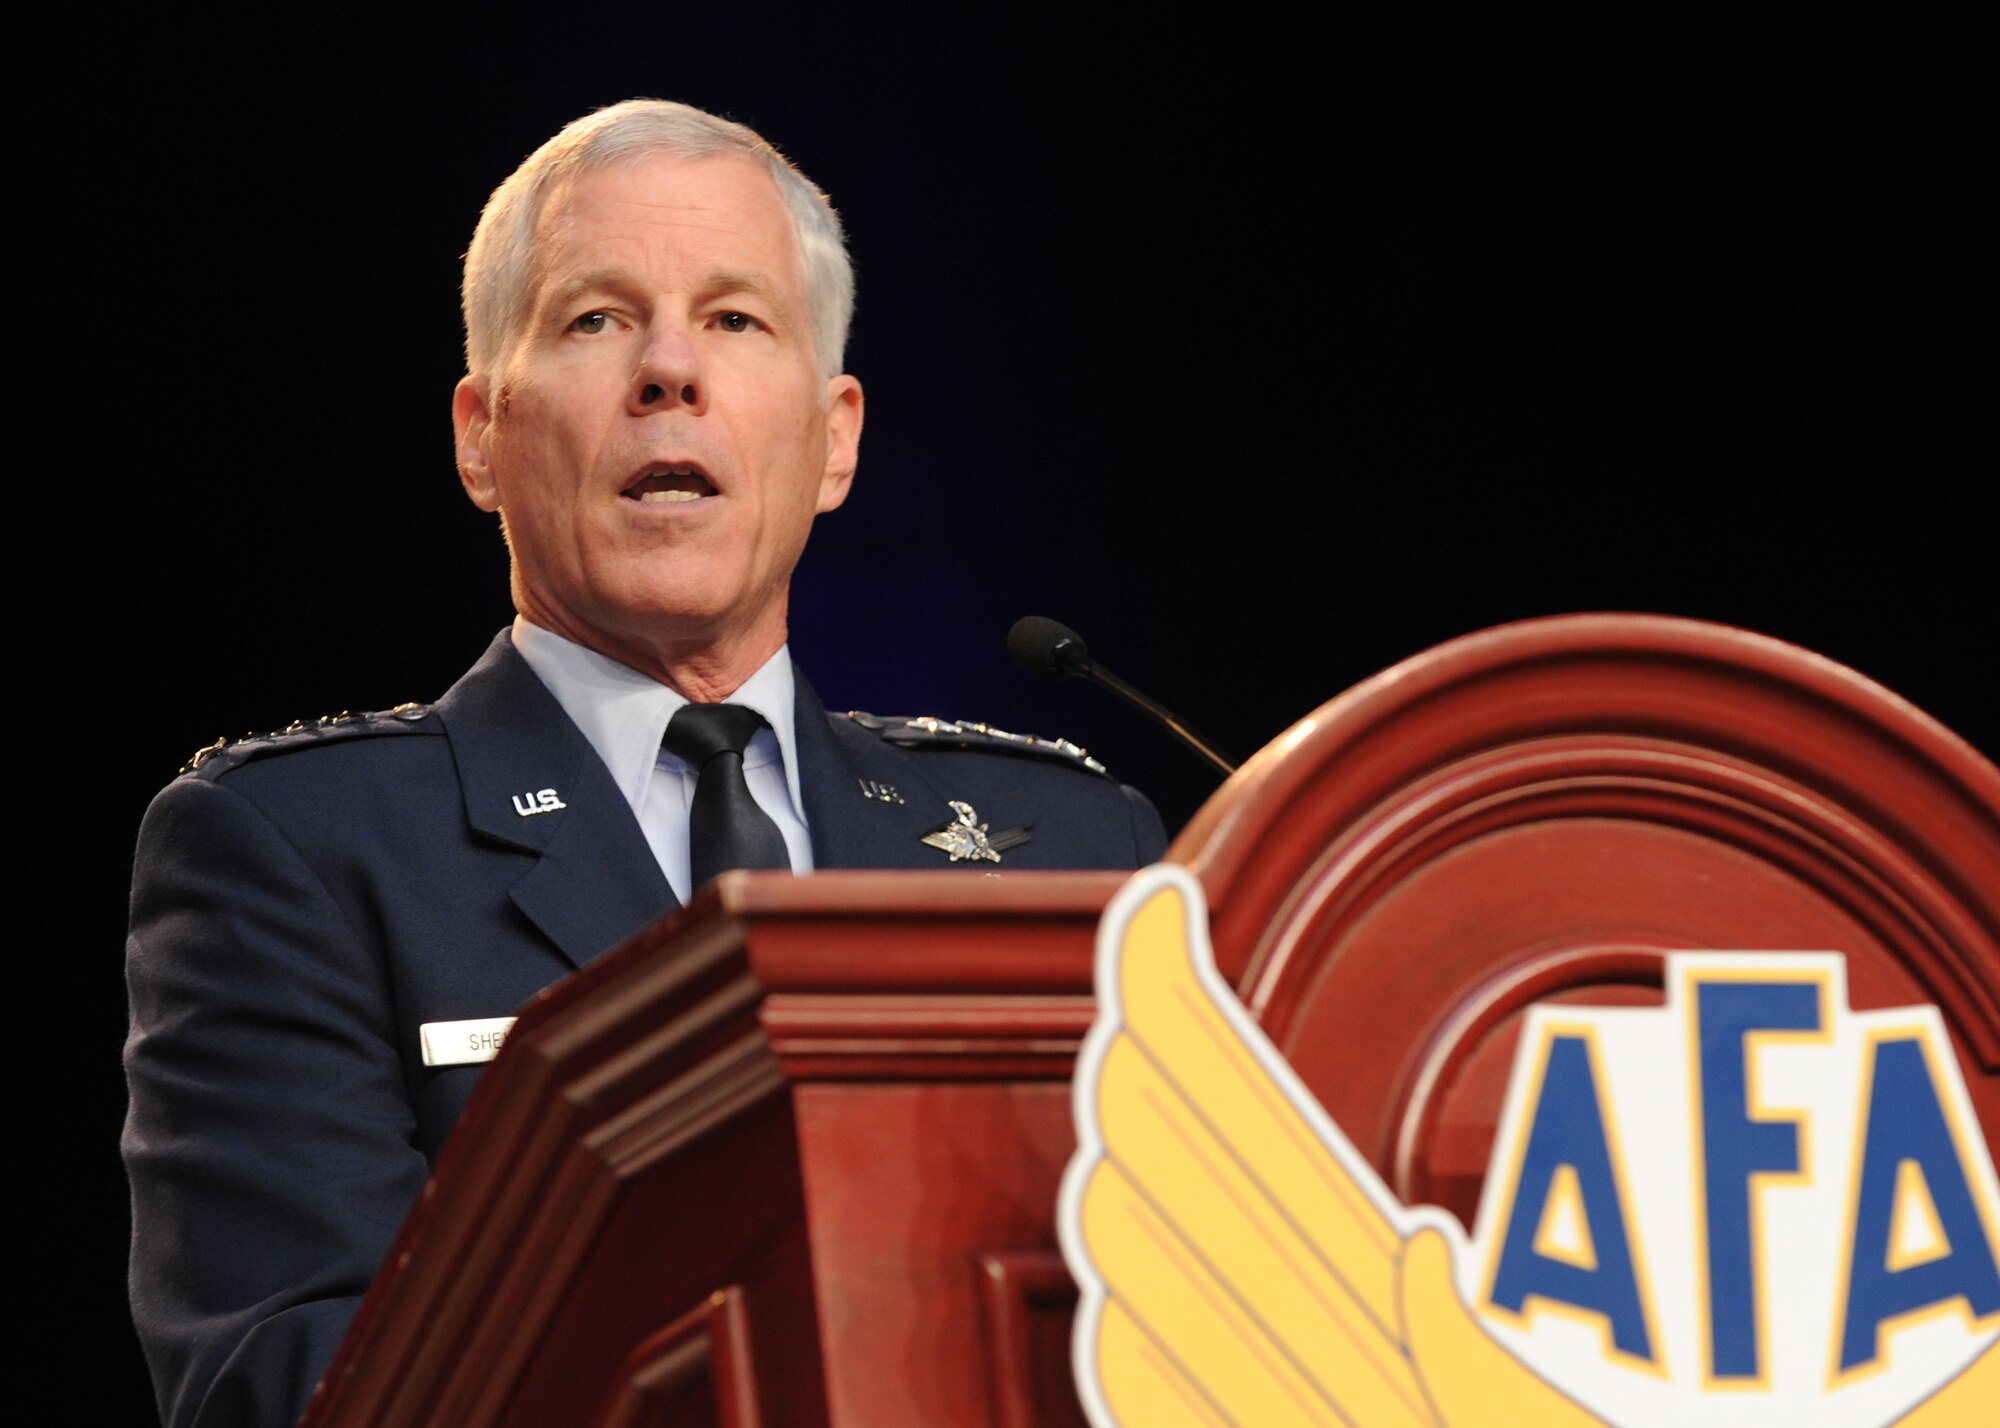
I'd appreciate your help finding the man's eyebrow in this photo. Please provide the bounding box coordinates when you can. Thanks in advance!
[541,268,633,310]
[701,269,791,312]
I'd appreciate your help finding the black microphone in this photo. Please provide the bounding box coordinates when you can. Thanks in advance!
[1008,616,1237,778]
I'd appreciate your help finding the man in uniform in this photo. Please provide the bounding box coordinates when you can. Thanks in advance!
[124,99,1164,1428]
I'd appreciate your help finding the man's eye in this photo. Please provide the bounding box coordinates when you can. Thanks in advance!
[572,312,612,335]
[715,311,759,333]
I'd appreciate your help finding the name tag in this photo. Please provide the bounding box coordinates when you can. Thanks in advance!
[420,1016,518,1067]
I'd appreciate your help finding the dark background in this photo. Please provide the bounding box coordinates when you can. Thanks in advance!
[77,8,1987,1416]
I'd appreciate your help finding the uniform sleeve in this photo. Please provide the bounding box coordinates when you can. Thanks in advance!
[124,773,428,1428]
[1124,781,1170,864]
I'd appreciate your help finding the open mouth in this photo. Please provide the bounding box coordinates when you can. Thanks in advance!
[623,464,718,504]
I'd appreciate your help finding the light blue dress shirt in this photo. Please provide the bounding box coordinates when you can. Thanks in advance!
[511,616,814,903]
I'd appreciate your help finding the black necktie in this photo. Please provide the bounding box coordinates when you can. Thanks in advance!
[662,703,791,889]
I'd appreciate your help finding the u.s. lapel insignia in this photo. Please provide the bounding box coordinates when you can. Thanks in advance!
[511,787,566,817]
[858,777,905,804]
[919,801,1032,863]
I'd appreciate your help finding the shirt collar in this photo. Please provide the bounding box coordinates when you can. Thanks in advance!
[510,616,806,821]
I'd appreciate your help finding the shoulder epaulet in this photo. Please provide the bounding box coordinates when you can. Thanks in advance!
[178,703,439,777]
[841,711,1111,776]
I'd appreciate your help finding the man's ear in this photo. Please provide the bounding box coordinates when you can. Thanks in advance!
[453,375,501,512]
[816,374,864,514]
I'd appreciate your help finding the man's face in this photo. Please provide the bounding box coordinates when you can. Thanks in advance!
[454,152,862,673]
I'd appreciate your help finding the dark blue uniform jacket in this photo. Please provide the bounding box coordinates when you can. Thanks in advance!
[124,630,1165,1428]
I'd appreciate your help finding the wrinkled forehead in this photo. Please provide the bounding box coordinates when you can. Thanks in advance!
[526,152,809,310]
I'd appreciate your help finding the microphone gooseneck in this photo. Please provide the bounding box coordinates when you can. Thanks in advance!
[1007,616,1237,778]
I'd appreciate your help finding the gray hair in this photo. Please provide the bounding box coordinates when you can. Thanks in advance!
[461,99,855,379]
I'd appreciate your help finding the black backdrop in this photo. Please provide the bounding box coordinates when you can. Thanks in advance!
[79,9,1988,1417]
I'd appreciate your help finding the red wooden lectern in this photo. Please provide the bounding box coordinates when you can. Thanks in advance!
[304,616,2000,1428]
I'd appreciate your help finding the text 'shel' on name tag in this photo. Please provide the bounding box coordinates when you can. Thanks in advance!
[420,1016,518,1067]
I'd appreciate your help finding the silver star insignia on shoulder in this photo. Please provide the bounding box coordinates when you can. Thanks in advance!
[919,801,1032,863]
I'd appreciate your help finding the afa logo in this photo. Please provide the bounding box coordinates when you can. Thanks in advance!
[1059,866,2000,1428]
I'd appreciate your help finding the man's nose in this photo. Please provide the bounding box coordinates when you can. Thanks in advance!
[630,327,704,414]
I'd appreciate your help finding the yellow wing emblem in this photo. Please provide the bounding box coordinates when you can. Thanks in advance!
[1059,868,1999,1428]
[1058,867,1603,1427]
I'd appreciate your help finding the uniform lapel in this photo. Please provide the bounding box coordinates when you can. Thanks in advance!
[434,631,678,969]
[794,671,961,869]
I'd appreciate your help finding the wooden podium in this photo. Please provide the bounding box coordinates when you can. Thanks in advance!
[305,873,1119,1428]
[303,616,2000,1427]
